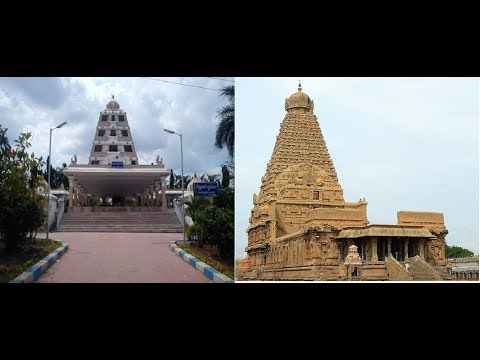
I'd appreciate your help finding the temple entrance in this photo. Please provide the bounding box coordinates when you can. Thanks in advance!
[391,238,404,261]
[353,239,366,261]
[377,238,385,261]
[408,239,417,258]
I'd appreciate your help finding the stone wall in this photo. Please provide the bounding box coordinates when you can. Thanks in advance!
[397,211,445,229]
[305,205,367,228]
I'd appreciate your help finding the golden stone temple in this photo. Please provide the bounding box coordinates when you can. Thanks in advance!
[236,83,450,281]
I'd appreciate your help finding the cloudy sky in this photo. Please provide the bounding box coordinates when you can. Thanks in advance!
[0,77,232,179]
[235,77,479,259]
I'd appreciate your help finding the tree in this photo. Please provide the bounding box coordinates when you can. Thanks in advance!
[195,206,234,259]
[169,169,174,189]
[445,244,474,259]
[174,174,191,189]
[44,156,67,189]
[215,85,234,159]
[214,188,234,210]
[184,196,210,246]
[221,164,230,188]
[200,173,220,183]
[0,126,46,253]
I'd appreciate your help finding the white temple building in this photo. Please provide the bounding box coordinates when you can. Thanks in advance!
[63,96,170,208]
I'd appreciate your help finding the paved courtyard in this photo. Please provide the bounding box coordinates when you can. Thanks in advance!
[36,232,210,283]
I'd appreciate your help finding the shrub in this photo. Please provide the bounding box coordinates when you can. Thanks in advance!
[0,127,46,253]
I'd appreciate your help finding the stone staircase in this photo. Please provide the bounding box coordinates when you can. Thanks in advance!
[406,256,443,281]
[385,255,413,281]
[56,209,183,233]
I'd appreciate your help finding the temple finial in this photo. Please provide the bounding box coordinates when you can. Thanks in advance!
[298,80,302,92]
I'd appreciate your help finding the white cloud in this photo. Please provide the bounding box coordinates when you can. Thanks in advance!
[0,77,232,177]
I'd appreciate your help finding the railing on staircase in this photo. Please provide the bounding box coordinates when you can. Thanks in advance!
[173,199,185,228]
[55,198,65,229]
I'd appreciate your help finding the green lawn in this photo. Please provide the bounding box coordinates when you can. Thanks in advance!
[0,238,62,283]
[177,242,234,279]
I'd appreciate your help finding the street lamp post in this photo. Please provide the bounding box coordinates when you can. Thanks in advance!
[164,128,185,242]
[46,121,67,242]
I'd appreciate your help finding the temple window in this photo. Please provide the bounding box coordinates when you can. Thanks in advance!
[131,160,136,165]
[109,145,118,152]
[121,130,128,137]
[124,145,133,152]
[98,129,106,137]
[101,115,108,121]
[313,191,320,200]
[111,130,116,136]
[94,145,102,152]
[118,115,125,122]
[111,115,116,121]
[90,160,100,165]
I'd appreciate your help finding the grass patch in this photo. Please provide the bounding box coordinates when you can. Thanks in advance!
[0,238,63,283]
[177,242,234,279]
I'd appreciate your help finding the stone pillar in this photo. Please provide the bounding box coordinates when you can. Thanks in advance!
[68,176,74,208]
[371,237,378,262]
[161,183,167,210]
[154,181,160,207]
[418,239,425,259]
[144,188,149,206]
[387,238,392,257]
[78,186,83,206]
[72,186,77,206]
[149,185,155,207]
[404,239,409,260]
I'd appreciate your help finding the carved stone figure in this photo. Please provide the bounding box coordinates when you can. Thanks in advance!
[156,155,164,167]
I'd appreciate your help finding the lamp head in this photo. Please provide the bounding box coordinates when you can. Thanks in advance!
[164,129,175,134]
[57,121,67,129]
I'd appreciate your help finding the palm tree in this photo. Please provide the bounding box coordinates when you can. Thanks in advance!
[215,85,234,159]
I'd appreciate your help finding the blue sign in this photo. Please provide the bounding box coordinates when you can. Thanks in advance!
[194,182,218,197]
[112,161,124,168]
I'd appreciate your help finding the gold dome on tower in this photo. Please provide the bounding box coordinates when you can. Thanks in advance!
[285,81,314,112]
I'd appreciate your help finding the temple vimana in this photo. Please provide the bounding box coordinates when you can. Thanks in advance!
[236,83,451,281]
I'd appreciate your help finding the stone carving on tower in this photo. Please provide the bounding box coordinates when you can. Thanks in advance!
[248,81,345,240]
[88,95,140,166]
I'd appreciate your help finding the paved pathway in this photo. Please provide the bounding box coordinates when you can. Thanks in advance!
[37,232,210,283]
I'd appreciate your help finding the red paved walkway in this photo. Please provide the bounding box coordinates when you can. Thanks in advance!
[37,232,210,283]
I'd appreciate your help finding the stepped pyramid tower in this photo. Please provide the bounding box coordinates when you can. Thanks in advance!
[248,81,354,241]
[237,82,449,281]
[89,95,139,165]
[63,96,170,209]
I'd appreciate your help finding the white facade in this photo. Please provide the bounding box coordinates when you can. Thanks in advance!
[88,96,139,165]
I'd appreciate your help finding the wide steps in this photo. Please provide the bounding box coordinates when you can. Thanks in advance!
[56,209,182,233]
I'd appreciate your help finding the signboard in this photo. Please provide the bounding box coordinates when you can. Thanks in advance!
[112,161,124,168]
[193,182,218,197]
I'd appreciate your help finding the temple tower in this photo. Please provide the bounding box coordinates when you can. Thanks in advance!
[88,95,139,165]
[248,82,345,241]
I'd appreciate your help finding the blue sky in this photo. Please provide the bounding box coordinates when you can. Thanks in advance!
[0,77,232,178]
[235,77,479,259]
